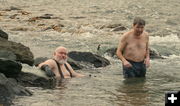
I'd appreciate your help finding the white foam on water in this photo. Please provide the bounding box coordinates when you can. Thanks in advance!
[150,34,180,44]
[167,54,180,59]
[79,32,95,38]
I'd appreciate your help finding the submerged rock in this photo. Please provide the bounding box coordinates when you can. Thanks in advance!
[106,24,122,28]
[149,48,164,59]
[111,26,127,31]
[39,14,54,19]
[100,23,127,31]
[10,6,21,10]
[104,48,117,58]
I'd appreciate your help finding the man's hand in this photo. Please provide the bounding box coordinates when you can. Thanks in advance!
[144,58,150,68]
[123,60,132,68]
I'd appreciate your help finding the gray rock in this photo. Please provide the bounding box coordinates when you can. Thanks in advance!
[16,72,56,89]
[34,57,49,66]
[0,58,22,77]
[106,24,122,28]
[0,38,34,66]
[10,6,21,10]
[112,26,126,31]
[68,51,110,68]
[149,48,164,59]
[67,58,84,70]
[0,73,32,105]
[39,14,53,19]
[104,48,117,57]
[0,29,8,40]
[0,50,17,60]
[104,47,164,59]
[34,57,84,70]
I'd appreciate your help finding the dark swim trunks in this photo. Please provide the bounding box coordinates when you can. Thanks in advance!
[123,59,146,78]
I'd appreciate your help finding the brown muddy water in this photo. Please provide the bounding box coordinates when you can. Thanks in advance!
[0,0,180,106]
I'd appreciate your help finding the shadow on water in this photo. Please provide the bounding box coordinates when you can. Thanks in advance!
[55,78,70,90]
[45,76,72,89]
[115,78,150,106]
[11,79,70,106]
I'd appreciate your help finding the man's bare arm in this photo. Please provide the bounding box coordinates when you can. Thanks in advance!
[38,60,54,69]
[38,60,56,77]
[144,33,150,67]
[116,35,127,63]
[65,63,85,78]
[116,34,132,67]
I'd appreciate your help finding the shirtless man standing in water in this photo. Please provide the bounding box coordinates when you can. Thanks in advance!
[38,46,84,80]
[116,17,150,78]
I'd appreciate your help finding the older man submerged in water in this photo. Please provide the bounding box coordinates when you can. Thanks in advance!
[116,17,150,78]
[38,46,85,80]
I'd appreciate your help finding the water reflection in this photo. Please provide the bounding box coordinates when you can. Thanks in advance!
[12,79,70,106]
[55,78,69,90]
[116,78,150,106]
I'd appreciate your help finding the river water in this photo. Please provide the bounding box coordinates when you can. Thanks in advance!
[0,0,180,106]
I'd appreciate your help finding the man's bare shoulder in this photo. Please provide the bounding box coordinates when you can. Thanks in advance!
[143,31,149,39]
[38,59,56,67]
[65,62,72,69]
[46,59,56,63]
[120,31,132,40]
[144,31,149,35]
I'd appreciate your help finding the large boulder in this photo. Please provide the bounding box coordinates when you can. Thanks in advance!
[104,48,117,58]
[0,73,32,106]
[0,29,8,40]
[33,57,49,67]
[34,57,84,70]
[0,50,17,60]
[0,58,22,77]
[68,51,110,68]
[100,23,127,31]
[149,48,164,59]
[16,72,56,89]
[67,58,84,70]
[0,38,34,66]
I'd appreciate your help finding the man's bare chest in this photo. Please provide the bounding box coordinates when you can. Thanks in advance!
[126,39,146,50]
[54,64,71,77]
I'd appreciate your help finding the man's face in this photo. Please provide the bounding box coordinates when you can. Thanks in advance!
[54,49,68,64]
[133,24,145,36]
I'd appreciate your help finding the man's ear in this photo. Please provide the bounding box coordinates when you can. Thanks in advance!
[53,52,56,56]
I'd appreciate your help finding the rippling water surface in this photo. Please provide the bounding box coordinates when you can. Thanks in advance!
[12,57,180,106]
